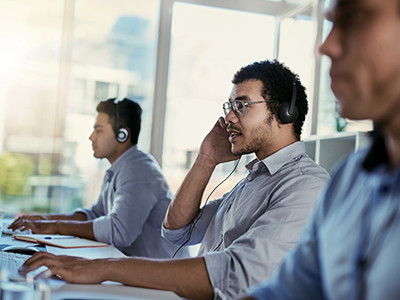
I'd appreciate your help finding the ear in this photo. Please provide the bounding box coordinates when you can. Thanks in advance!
[275,114,292,129]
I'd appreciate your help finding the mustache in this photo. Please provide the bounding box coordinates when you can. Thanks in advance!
[226,124,241,132]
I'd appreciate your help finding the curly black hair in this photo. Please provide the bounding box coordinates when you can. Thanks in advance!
[232,59,308,140]
[96,98,142,145]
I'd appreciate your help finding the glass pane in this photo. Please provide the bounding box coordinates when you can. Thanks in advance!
[0,0,159,216]
[163,3,276,199]
[279,14,315,138]
[0,0,64,215]
[66,0,159,208]
[317,20,372,136]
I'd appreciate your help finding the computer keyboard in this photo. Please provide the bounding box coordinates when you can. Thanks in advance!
[0,251,31,277]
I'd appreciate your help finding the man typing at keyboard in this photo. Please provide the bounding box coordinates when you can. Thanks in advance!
[7,98,185,260]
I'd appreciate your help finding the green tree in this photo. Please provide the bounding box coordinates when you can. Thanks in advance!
[0,152,35,196]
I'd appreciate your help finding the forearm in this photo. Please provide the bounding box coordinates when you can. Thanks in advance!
[55,220,95,240]
[9,212,89,233]
[46,211,87,221]
[101,256,213,300]
[165,154,216,229]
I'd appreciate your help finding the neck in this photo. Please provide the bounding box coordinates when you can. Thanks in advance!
[376,97,400,169]
[256,136,297,160]
[109,143,134,164]
[383,121,400,169]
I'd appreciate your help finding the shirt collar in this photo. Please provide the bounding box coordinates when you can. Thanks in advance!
[246,141,306,175]
[362,130,388,172]
[109,145,137,173]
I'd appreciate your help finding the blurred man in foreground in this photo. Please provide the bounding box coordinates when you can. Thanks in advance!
[241,0,400,299]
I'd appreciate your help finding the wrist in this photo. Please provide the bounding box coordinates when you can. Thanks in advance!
[195,153,218,169]
[94,259,109,282]
[54,221,61,234]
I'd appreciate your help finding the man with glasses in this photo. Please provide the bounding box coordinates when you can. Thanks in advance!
[21,60,329,300]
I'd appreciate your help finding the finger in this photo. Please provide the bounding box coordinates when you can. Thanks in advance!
[218,116,227,129]
[25,265,52,280]
[8,220,25,230]
[24,252,55,266]
[20,252,57,275]
[14,221,33,231]
[8,217,23,228]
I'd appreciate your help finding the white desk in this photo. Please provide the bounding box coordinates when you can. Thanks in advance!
[0,232,181,300]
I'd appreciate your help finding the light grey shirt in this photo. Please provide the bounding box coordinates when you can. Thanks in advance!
[162,141,330,299]
[77,146,188,258]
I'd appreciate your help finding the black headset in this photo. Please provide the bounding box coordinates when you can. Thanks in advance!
[114,99,129,143]
[277,75,299,124]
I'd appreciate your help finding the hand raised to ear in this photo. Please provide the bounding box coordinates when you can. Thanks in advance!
[198,117,240,167]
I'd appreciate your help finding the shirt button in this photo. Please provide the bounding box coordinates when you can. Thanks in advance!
[247,176,253,181]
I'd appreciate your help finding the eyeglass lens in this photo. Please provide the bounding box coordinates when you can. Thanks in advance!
[223,100,245,117]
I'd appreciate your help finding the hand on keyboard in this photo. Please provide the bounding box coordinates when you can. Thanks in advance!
[2,221,32,235]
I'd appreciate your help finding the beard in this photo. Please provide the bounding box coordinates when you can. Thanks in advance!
[231,114,274,156]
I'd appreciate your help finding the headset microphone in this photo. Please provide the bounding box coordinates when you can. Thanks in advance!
[277,74,299,124]
[114,98,129,143]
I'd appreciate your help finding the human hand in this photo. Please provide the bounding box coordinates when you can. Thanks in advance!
[8,219,57,234]
[20,252,104,284]
[198,117,240,166]
[9,214,47,229]
[12,214,47,222]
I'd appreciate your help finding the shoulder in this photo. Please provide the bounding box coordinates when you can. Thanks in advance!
[277,152,330,188]
[317,147,369,215]
[329,146,368,188]
[115,148,165,180]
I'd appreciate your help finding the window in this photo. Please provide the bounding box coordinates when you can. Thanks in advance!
[278,13,315,138]
[0,0,159,215]
[0,0,371,216]
[162,2,276,198]
[317,20,372,136]
[0,0,65,214]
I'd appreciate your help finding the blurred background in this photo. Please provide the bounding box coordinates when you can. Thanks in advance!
[0,0,371,217]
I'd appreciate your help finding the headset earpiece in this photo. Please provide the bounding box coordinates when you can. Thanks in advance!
[114,98,129,143]
[278,102,298,124]
[117,128,129,143]
[277,75,299,124]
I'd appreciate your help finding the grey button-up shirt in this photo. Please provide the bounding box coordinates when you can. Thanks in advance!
[77,146,188,258]
[162,141,330,299]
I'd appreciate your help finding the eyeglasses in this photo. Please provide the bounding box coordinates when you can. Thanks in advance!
[222,100,274,118]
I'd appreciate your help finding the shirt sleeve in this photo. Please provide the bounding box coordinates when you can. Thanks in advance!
[162,198,222,246]
[92,170,164,248]
[75,199,104,220]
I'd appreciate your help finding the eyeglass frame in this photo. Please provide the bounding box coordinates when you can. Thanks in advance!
[222,99,276,118]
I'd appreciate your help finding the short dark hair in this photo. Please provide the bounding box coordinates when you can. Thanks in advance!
[96,98,142,144]
[232,60,308,140]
